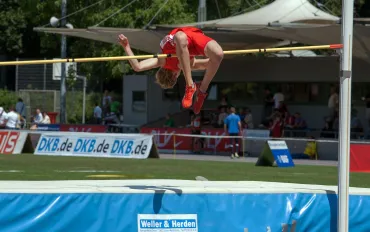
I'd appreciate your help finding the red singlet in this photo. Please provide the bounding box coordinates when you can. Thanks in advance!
[159,27,213,71]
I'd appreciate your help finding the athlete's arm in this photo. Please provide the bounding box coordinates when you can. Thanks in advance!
[118,34,163,71]
[191,58,209,70]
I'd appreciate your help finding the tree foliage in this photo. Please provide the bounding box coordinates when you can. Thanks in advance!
[0,0,369,87]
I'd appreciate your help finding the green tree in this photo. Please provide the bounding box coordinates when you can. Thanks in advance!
[0,0,26,56]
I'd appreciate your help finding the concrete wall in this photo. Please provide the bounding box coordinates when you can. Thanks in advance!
[124,75,181,125]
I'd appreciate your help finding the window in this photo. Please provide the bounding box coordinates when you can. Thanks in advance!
[132,91,146,112]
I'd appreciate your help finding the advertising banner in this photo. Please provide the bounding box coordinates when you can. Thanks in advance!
[256,140,295,167]
[0,131,31,154]
[350,144,370,173]
[138,214,198,232]
[36,124,60,131]
[60,124,107,133]
[35,133,153,159]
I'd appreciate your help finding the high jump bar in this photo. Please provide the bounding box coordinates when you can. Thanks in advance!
[0,44,343,66]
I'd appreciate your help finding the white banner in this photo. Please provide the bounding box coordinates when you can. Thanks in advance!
[34,133,153,159]
[138,214,198,232]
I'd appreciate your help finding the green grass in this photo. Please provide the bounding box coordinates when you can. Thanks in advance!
[0,154,369,188]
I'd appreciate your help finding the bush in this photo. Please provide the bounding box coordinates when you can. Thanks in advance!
[66,91,102,124]
[0,89,18,110]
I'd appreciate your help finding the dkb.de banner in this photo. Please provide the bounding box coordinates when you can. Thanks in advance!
[34,133,153,159]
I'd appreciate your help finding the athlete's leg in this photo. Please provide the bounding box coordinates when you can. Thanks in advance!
[174,31,196,108]
[201,41,223,92]
[193,41,223,114]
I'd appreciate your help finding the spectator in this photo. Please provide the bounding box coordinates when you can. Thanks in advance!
[15,98,26,123]
[321,119,335,138]
[94,103,102,124]
[41,112,51,124]
[4,107,19,130]
[284,112,295,128]
[190,114,204,153]
[164,114,175,128]
[102,90,112,115]
[270,114,283,138]
[238,108,246,122]
[218,95,229,111]
[217,107,228,128]
[0,107,6,129]
[243,108,254,129]
[273,88,284,109]
[328,86,339,127]
[224,107,242,159]
[351,109,363,139]
[263,88,274,118]
[34,109,43,124]
[110,97,120,118]
[292,112,307,129]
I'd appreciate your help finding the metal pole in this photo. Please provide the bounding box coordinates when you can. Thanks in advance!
[338,0,354,231]
[60,0,67,123]
[198,0,206,28]
[15,58,19,92]
[82,77,86,124]
[43,58,46,90]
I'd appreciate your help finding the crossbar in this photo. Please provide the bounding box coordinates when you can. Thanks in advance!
[0,44,343,66]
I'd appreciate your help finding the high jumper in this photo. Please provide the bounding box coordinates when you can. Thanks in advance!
[118,27,224,115]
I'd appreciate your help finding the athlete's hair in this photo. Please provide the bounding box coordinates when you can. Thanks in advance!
[155,68,177,89]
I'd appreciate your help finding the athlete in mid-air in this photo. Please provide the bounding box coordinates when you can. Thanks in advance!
[118,27,224,114]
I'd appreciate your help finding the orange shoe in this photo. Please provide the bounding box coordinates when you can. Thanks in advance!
[182,84,197,108]
[193,90,208,115]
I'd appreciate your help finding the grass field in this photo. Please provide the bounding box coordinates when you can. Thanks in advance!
[0,154,369,187]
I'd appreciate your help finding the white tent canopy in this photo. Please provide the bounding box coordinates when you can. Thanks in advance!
[161,0,339,28]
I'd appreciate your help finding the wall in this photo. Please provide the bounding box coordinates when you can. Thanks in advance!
[147,75,181,122]
[123,75,148,125]
[216,56,370,82]
[124,75,182,126]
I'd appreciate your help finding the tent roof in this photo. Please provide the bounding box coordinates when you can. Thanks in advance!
[34,24,370,62]
[161,0,339,28]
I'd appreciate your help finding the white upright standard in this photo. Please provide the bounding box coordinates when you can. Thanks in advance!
[338,0,354,231]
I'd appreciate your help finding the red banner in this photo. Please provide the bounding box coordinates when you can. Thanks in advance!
[140,127,192,150]
[350,144,370,173]
[0,131,20,154]
[60,124,107,133]
[140,127,242,152]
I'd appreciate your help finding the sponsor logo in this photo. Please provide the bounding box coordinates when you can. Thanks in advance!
[36,136,149,157]
[278,154,289,164]
[268,141,288,150]
[0,131,19,154]
[138,214,198,232]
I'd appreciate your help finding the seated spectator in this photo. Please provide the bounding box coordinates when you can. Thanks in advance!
[164,113,175,128]
[217,107,228,128]
[270,114,283,138]
[34,109,43,124]
[292,112,307,129]
[243,108,254,129]
[0,107,7,129]
[41,112,51,124]
[321,119,335,138]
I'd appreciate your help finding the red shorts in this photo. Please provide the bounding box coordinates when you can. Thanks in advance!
[160,27,213,71]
